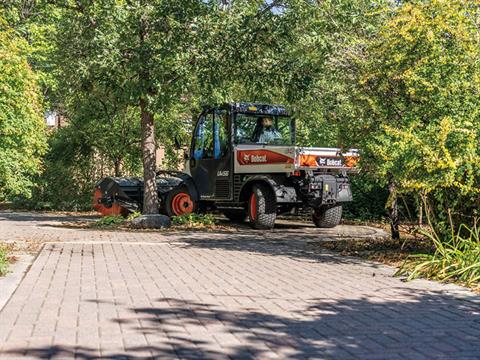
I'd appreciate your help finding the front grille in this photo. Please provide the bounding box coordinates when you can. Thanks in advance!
[233,175,243,201]
[215,179,230,199]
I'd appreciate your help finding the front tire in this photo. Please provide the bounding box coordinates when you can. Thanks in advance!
[312,205,343,228]
[248,184,276,230]
[166,186,197,217]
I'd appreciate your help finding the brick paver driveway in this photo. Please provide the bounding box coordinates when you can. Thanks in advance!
[0,212,479,359]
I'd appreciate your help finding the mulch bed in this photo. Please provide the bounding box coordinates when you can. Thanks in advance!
[313,223,434,267]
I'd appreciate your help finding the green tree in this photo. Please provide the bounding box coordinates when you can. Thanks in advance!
[0,17,47,199]
[55,0,213,213]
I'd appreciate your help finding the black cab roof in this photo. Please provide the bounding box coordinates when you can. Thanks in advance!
[228,102,289,116]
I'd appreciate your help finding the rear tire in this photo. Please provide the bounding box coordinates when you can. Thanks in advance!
[312,205,343,228]
[222,210,247,223]
[248,184,276,230]
[166,186,197,217]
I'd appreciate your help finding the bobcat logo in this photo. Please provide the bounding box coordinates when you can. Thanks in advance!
[317,157,343,167]
[243,154,267,164]
[251,155,267,163]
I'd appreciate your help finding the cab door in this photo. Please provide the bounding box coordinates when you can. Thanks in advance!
[190,108,232,200]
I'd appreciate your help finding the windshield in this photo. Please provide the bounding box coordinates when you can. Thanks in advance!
[234,113,294,145]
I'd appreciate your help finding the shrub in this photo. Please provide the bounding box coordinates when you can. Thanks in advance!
[0,18,47,201]
[342,173,389,222]
[336,0,480,235]
[14,104,143,212]
[397,220,480,290]
[172,213,215,227]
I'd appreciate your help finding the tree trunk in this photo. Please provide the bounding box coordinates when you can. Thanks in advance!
[114,159,121,177]
[418,202,423,226]
[140,99,159,214]
[388,179,400,240]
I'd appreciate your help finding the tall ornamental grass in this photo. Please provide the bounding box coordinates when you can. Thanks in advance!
[398,220,480,290]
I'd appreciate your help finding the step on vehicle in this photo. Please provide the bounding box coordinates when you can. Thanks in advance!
[94,103,359,229]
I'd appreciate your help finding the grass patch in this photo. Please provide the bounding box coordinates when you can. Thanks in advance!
[94,215,125,227]
[93,212,217,230]
[172,213,216,228]
[0,244,10,276]
[126,211,141,222]
[397,222,480,291]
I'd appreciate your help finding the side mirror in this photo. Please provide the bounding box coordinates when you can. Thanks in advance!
[174,136,181,150]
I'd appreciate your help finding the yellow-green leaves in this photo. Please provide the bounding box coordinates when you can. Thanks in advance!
[351,0,480,231]
[0,18,47,199]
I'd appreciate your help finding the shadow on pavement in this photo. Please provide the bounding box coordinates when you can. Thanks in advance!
[40,234,373,268]
[169,232,385,268]
[0,211,99,223]
[5,291,480,359]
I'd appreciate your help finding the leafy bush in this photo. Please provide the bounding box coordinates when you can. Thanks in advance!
[332,0,480,235]
[14,100,143,212]
[397,221,480,289]
[0,244,9,276]
[342,173,389,222]
[95,215,125,227]
[172,213,215,227]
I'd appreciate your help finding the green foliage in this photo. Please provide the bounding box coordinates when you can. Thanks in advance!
[127,211,142,222]
[21,98,143,211]
[0,244,9,276]
[0,17,47,200]
[343,173,389,222]
[95,215,125,227]
[20,126,100,211]
[0,0,61,106]
[335,0,480,233]
[397,221,480,290]
[54,0,211,127]
[65,94,143,176]
[172,213,216,227]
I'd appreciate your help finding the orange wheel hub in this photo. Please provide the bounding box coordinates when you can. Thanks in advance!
[249,192,257,221]
[171,192,194,216]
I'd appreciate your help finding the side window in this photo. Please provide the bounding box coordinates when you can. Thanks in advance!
[234,114,259,144]
[214,109,229,159]
[193,112,214,159]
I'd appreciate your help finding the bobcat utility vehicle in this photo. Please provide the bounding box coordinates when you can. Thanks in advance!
[94,103,359,229]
